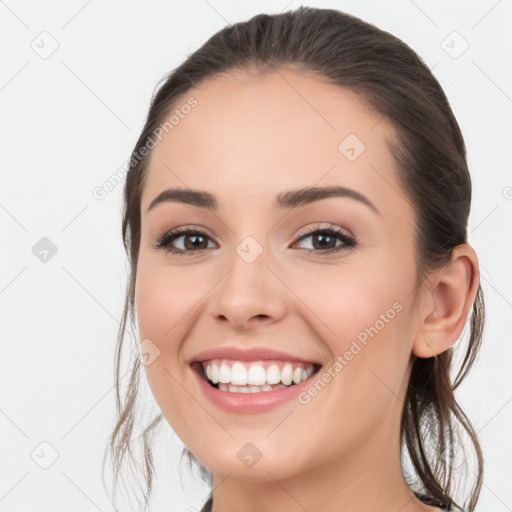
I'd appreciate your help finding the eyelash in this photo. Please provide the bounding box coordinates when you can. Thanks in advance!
[152,224,357,257]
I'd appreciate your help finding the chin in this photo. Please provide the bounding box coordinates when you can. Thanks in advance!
[193,444,309,482]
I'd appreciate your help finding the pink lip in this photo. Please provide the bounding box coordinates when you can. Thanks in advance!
[191,363,320,414]
[191,346,319,364]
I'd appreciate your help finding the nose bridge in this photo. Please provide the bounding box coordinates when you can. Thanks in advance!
[208,231,286,327]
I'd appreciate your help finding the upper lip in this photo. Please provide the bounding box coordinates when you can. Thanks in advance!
[190,346,321,365]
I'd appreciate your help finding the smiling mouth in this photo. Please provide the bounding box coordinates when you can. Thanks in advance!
[192,359,322,393]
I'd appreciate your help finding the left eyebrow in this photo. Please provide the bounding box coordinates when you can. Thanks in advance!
[274,185,379,216]
[146,185,379,216]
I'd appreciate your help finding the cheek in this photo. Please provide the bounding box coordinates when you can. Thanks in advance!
[134,261,203,343]
[134,259,217,393]
[135,275,172,340]
[289,261,407,345]
[291,267,413,442]
[134,264,200,436]
[286,256,414,404]
[134,265,186,392]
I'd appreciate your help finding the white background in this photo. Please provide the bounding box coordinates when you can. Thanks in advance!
[1,1,511,511]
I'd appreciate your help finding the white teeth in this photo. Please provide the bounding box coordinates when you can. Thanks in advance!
[231,362,248,385]
[248,365,267,385]
[201,359,317,390]
[219,362,231,384]
[266,364,281,384]
[281,363,293,385]
[218,382,288,393]
[211,364,219,384]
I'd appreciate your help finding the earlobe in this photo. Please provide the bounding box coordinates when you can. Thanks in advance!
[412,244,479,359]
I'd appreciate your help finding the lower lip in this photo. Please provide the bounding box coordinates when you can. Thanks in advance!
[191,364,319,414]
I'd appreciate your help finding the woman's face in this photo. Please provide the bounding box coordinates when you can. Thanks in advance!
[135,68,423,481]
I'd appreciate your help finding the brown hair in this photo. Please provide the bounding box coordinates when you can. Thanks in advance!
[102,6,485,511]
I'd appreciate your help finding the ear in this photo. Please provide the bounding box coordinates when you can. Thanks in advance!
[413,244,480,358]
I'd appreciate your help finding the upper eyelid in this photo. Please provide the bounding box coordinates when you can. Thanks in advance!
[295,223,351,238]
[163,223,351,239]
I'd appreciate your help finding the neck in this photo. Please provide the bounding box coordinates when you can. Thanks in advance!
[209,425,435,512]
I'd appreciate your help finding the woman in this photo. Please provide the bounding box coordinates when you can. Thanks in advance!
[103,7,484,512]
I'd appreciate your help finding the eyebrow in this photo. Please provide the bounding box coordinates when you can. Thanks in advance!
[146,185,379,215]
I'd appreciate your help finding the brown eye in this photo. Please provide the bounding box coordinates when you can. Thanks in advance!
[293,225,357,255]
[152,224,357,257]
[153,228,216,255]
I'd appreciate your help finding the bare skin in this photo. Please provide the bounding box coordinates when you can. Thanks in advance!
[134,68,479,512]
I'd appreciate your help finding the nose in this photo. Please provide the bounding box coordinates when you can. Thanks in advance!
[207,246,287,331]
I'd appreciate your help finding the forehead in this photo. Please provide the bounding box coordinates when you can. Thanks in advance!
[140,68,408,221]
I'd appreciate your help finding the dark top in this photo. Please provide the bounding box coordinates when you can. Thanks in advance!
[199,491,466,511]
